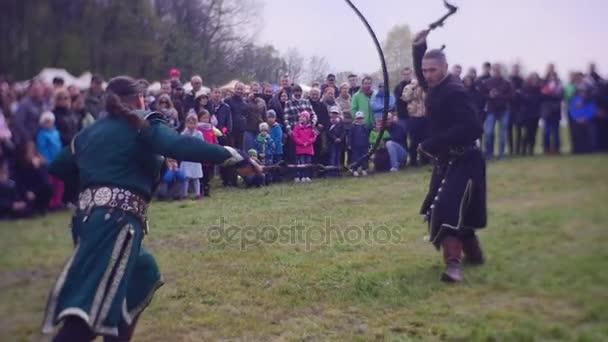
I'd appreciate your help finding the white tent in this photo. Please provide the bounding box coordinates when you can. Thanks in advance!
[32,68,93,89]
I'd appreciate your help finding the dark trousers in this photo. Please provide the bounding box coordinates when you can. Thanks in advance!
[351,146,369,170]
[328,143,343,177]
[543,117,561,153]
[571,121,597,154]
[221,134,238,187]
[595,117,608,151]
[201,164,214,194]
[408,117,429,165]
[296,154,312,178]
[522,118,539,155]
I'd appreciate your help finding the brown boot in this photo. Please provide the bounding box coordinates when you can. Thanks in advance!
[462,235,485,266]
[441,236,463,283]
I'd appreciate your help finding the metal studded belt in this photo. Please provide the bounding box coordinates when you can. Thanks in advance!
[78,186,149,223]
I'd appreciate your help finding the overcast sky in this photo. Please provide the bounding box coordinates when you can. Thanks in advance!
[258,0,607,79]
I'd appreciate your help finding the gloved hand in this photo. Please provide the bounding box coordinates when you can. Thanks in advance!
[221,146,263,177]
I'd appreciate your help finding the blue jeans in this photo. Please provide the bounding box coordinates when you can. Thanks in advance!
[385,141,408,170]
[484,111,510,158]
[543,117,561,153]
[329,144,343,167]
[296,154,312,178]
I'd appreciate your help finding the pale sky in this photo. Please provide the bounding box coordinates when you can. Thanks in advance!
[258,0,607,79]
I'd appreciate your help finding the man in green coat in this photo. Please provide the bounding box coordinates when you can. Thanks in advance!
[351,76,375,128]
[42,76,260,342]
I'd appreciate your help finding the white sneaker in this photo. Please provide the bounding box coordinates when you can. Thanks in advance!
[390,167,398,172]
[303,177,312,182]
[352,171,360,177]
[294,177,301,183]
[361,170,368,177]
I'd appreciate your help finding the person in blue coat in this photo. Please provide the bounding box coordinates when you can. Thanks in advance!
[569,86,598,154]
[370,83,396,126]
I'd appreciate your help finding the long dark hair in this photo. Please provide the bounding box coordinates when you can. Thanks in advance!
[104,76,146,128]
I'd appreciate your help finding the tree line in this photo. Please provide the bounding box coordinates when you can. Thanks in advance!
[0,0,413,87]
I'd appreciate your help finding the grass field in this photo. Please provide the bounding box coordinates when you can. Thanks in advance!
[1,154,607,341]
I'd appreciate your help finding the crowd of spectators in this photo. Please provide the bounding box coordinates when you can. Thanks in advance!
[0,62,606,219]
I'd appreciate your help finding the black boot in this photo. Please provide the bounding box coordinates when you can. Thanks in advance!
[104,315,139,342]
[441,236,464,283]
[462,235,485,266]
[53,317,95,342]
[203,183,210,197]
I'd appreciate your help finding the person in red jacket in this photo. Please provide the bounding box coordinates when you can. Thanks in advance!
[292,111,317,182]
[197,110,219,196]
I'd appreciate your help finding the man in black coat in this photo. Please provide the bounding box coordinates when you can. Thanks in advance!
[393,67,413,150]
[413,29,487,283]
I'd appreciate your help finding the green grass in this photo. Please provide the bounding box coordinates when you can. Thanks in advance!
[1,154,608,341]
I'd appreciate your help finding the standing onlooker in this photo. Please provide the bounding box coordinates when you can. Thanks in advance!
[269,90,289,127]
[348,74,360,96]
[180,113,204,199]
[327,108,345,174]
[540,68,564,154]
[349,111,370,177]
[292,111,317,182]
[451,65,463,80]
[309,88,329,164]
[569,85,597,154]
[475,62,492,125]
[284,86,316,164]
[197,110,219,197]
[255,122,275,168]
[509,64,525,155]
[321,74,340,97]
[14,79,46,146]
[261,83,275,107]
[370,83,396,122]
[225,82,248,150]
[85,75,104,119]
[463,75,485,122]
[266,110,284,162]
[337,83,353,127]
[244,90,267,152]
[72,94,95,130]
[278,74,293,99]
[52,89,80,147]
[209,87,232,142]
[394,67,413,134]
[171,83,187,128]
[482,63,513,159]
[284,86,317,131]
[156,94,180,131]
[403,79,429,166]
[520,72,543,155]
[595,79,608,151]
[351,76,374,128]
[184,75,204,114]
[36,111,63,209]
[14,141,53,215]
[0,160,33,219]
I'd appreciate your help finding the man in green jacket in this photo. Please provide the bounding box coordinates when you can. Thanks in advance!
[351,76,375,128]
[42,76,260,342]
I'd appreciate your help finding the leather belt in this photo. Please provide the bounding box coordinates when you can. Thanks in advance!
[78,186,149,224]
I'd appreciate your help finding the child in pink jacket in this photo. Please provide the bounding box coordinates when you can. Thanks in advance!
[292,111,317,182]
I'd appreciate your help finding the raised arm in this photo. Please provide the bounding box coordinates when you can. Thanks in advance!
[412,30,430,91]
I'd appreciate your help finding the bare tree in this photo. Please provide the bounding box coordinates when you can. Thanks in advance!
[382,24,413,88]
[305,55,331,85]
[283,48,305,84]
